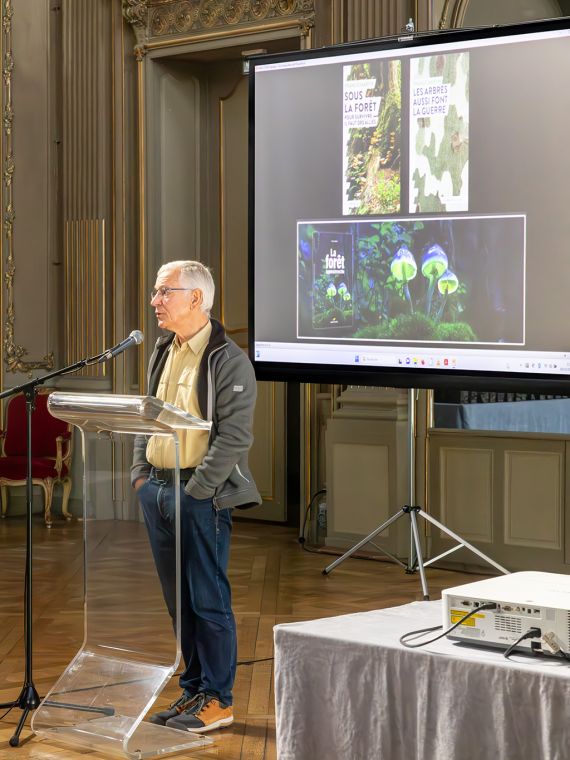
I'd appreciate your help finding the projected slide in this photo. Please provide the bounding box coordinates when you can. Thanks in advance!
[298,215,525,344]
[343,60,401,215]
[410,52,469,213]
[252,19,570,386]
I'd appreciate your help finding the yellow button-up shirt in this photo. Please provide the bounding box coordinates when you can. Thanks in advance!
[146,321,211,469]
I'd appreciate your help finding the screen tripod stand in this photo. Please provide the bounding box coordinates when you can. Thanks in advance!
[322,390,509,598]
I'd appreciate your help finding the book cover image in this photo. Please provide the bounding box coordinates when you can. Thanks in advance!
[343,59,401,216]
[311,231,354,329]
[409,52,470,213]
[298,216,525,344]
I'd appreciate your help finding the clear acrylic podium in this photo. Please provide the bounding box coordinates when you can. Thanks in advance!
[31,393,214,759]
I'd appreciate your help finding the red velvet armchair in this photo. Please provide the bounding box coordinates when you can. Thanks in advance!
[0,390,73,527]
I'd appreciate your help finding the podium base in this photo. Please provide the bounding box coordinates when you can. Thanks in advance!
[32,650,213,759]
[37,716,212,759]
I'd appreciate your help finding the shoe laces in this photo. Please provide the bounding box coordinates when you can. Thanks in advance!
[171,693,198,713]
[195,694,216,716]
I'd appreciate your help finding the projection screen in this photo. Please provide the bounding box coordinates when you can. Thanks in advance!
[249,17,570,391]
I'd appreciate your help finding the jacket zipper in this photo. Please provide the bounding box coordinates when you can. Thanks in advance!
[235,463,250,482]
[206,342,228,423]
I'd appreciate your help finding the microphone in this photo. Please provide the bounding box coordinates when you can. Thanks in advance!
[98,330,144,363]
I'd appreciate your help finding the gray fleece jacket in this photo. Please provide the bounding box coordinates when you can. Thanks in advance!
[131,318,262,510]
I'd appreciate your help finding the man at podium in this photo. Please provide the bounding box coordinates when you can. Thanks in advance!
[131,260,261,733]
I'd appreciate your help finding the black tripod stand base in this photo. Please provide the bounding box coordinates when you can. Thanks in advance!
[9,719,26,747]
[1,683,41,747]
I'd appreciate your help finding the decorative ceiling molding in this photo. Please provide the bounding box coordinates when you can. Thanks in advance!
[1,0,54,375]
[124,0,315,42]
[122,0,151,56]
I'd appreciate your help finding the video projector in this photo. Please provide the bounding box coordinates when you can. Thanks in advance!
[442,571,570,657]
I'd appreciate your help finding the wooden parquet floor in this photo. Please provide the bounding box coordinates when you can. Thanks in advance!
[0,516,487,760]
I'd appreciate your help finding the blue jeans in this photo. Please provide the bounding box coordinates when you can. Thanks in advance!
[138,475,236,706]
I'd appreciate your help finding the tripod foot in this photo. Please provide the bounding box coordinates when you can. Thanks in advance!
[322,568,329,575]
[9,705,30,747]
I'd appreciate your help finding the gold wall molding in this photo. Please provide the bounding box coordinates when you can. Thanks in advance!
[149,0,314,37]
[439,0,470,29]
[1,0,53,375]
[123,0,314,45]
[122,0,150,40]
[137,55,146,390]
[122,0,150,58]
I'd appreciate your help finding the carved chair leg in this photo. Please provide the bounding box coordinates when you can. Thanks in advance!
[61,477,72,521]
[42,479,55,528]
[0,485,7,518]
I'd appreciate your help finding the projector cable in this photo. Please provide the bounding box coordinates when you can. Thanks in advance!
[399,602,497,648]
[298,489,326,554]
[503,626,542,660]
[237,656,274,666]
[0,705,15,721]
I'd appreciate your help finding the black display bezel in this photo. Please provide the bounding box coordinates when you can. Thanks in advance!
[248,16,570,393]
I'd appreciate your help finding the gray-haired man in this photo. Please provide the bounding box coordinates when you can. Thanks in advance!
[132,260,261,732]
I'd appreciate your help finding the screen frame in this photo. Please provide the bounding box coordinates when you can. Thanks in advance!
[248,15,570,393]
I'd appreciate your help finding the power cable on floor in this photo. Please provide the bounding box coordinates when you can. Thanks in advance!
[298,489,326,554]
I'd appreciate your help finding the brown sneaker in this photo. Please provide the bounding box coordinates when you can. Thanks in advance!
[165,693,234,733]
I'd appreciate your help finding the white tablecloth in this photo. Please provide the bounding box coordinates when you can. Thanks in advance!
[274,601,570,760]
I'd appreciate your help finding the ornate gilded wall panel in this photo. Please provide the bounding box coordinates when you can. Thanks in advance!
[1,0,54,376]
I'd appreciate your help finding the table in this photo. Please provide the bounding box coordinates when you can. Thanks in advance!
[274,601,570,760]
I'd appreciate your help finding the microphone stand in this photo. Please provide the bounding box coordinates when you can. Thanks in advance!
[0,348,123,747]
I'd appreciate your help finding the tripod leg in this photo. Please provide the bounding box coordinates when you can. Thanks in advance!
[418,509,509,575]
[323,509,406,575]
[409,509,429,600]
[9,706,30,747]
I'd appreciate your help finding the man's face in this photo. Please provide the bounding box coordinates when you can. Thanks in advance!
[151,270,196,334]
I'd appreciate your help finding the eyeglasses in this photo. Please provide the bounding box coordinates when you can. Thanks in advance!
[150,287,193,301]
